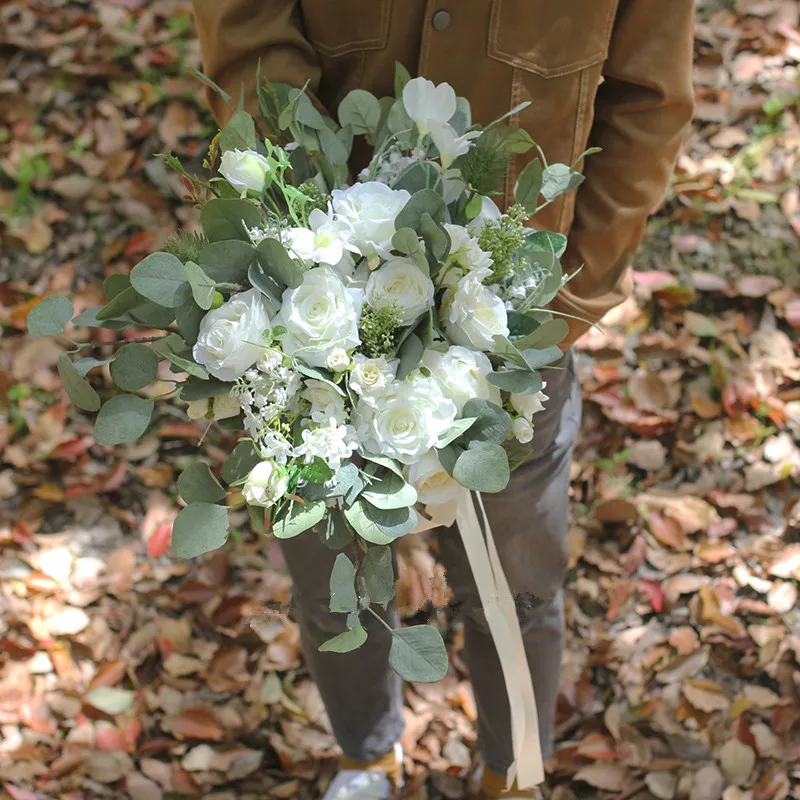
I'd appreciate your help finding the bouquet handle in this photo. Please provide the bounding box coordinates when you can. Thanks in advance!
[455,490,545,790]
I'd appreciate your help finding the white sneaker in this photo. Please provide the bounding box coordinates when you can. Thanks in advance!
[321,769,392,799]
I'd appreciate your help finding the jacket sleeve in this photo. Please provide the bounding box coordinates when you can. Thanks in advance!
[191,0,321,126]
[553,0,695,346]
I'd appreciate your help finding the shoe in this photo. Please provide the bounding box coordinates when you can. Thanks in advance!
[321,743,403,800]
[473,763,543,800]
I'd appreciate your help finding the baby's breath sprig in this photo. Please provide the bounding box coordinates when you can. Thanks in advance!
[358,303,404,359]
[479,203,529,283]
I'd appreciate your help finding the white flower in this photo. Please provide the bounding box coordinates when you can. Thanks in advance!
[405,449,462,506]
[257,430,295,464]
[326,348,350,373]
[429,121,481,168]
[257,347,284,373]
[302,378,347,424]
[282,207,358,268]
[441,272,509,352]
[421,346,501,414]
[466,196,503,236]
[277,267,363,369]
[355,374,457,465]
[242,461,289,508]
[349,354,398,399]
[512,417,534,444]
[442,167,468,205]
[331,182,411,260]
[219,148,271,196]
[299,416,358,470]
[402,77,457,135]
[510,384,549,422]
[365,258,435,326]
[193,289,272,381]
[445,224,494,272]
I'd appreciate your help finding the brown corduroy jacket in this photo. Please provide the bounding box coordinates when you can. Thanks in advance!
[191,0,696,345]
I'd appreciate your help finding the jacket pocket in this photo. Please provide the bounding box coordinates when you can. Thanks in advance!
[488,0,619,78]
[300,0,391,58]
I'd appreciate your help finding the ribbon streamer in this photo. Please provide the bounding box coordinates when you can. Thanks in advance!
[454,490,544,789]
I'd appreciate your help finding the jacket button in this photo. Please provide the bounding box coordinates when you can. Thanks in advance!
[432,10,451,30]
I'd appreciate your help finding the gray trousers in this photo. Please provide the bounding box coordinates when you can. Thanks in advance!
[279,351,581,776]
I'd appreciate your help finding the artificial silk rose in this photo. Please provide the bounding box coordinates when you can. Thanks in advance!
[441,272,509,351]
[193,289,272,381]
[421,346,501,413]
[512,417,534,444]
[429,120,481,169]
[402,77,456,135]
[282,207,358,268]
[242,461,289,508]
[349,354,398,400]
[510,384,549,421]
[405,448,462,507]
[302,378,347,424]
[219,148,271,195]
[277,267,363,369]
[365,258,435,326]
[466,195,503,236]
[445,224,494,272]
[326,348,350,373]
[355,374,457,465]
[331,182,410,260]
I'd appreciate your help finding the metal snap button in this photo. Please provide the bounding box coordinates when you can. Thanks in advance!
[432,10,451,30]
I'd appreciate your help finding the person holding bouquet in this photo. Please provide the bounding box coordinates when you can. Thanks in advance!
[190,2,695,798]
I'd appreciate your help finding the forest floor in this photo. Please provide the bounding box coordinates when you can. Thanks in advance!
[0,1,799,799]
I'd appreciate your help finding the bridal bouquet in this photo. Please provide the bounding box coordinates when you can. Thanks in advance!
[28,65,589,683]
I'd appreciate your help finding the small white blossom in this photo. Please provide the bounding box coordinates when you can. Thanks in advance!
[326,348,350,373]
[510,384,549,422]
[298,416,358,470]
[429,121,481,168]
[219,148,271,196]
[302,379,347,424]
[243,461,288,508]
[512,417,534,444]
[282,207,358,268]
[402,77,456,136]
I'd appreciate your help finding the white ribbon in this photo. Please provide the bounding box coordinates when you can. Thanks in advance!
[454,490,544,790]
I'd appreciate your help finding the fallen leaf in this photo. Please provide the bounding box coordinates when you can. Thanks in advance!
[626,439,667,471]
[575,761,628,791]
[719,739,756,785]
[167,708,223,741]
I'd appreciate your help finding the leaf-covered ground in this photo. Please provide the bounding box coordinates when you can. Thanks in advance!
[0,1,799,798]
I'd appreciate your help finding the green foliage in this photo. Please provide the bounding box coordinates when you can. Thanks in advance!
[177,462,226,505]
[456,127,513,195]
[395,189,446,231]
[358,303,403,359]
[361,471,418,510]
[329,553,358,613]
[172,503,230,558]
[319,619,368,653]
[479,205,528,283]
[389,625,448,683]
[199,239,255,283]
[221,441,261,484]
[486,368,543,394]
[110,343,158,391]
[394,62,412,99]
[363,546,395,608]
[541,162,585,202]
[201,198,263,242]
[130,252,189,307]
[57,353,101,412]
[93,395,154,446]
[96,287,145,321]
[163,351,209,380]
[344,500,417,545]
[256,237,305,289]
[184,261,216,310]
[338,90,381,137]
[460,399,512,445]
[27,295,73,337]
[452,443,510,493]
[514,318,568,350]
[514,158,543,213]
[219,108,257,153]
[272,499,327,539]
[395,332,423,380]
[296,180,330,214]
[163,231,207,263]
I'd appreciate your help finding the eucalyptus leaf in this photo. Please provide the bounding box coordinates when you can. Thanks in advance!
[492,335,530,370]
[389,625,448,683]
[177,462,226,506]
[176,298,206,346]
[272,499,326,539]
[318,125,349,165]
[163,351,209,380]
[522,346,564,370]
[361,472,418,510]
[257,237,305,289]
[338,89,381,136]
[93,395,154,446]
[320,508,355,550]
[27,295,73,336]
[184,261,216,310]
[394,62,412,99]
[103,273,130,299]
[514,157,543,212]
[247,261,283,313]
[73,307,133,330]
[73,356,114,377]
[452,443,510,493]
[96,286,147,321]
[461,399,511,444]
[363,546,395,608]
[171,502,230,558]
[130,302,176,328]
[486,368,543,394]
[319,623,368,653]
[130,252,188,307]
[395,189,446,231]
[523,230,567,259]
[199,239,255,283]
[515,318,568,350]
[344,501,417,545]
[436,416,477,448]
[57,353,101,411]
[396,333,423,381]
[110,343,159,392]
[295,363,345,395]
[392,161,443,196]
[540,162,584,202]
[201,198,263,243]
[219,108,257,152]
[329,553,358,614]
[358,451,404,478]
[221,441,260,484]
[180,377,231,402]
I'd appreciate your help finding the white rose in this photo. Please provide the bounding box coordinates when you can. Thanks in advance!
[445,224,494,272]
[512,417,534,444]
[405,448,462,506]
[219,148,271,195]
[421,346,501,413]
[193,289,272,381]
[326,348,350,373]
[441,273,509,352]
[331,182,411,260]
[349,354,398,399]
[365,258,435,326]
[277,267,363,369]
[402,77,457,135]
[466,196,503,236]
[302,378,347,423]
[355,374,457,465]
[242,461,288,508]
[510,384,549,422]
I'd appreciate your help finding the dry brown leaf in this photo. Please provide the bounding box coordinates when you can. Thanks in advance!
[719,739,756,785]
[647,771,679,800]
[683,680,730,713]
[575,761,628,791]
[166,708,223,741]
[627,439,667,471]
[637,493,719,534]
